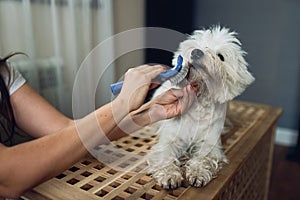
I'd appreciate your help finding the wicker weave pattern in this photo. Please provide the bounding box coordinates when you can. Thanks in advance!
[216,129,272,200]
[24,101,281,200]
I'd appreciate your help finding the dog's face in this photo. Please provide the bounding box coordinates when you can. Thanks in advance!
[170,26,255,103]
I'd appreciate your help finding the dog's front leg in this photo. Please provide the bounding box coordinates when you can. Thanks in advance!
[185,155,220,187]
[184,103,227,187]
[185,142,226,187]
[147,141,184,189]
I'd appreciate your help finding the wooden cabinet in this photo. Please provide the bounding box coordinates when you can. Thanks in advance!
[24,101,282,200]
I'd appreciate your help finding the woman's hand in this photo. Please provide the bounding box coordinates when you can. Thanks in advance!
[125,85,197,130]
[115,65,166,112]
[147,85,196,122]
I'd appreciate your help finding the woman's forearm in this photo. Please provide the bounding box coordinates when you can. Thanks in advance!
[74,99,129,149]
[0,100,127,198]
[0,124,86,197]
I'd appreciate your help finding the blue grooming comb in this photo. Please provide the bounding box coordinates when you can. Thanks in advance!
[110,55,183,95]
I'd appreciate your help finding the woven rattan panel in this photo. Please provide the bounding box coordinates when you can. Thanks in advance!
[215,127,273,200]
[24,101,279,200]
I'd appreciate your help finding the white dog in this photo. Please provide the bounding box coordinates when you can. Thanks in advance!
[147,26,255,189]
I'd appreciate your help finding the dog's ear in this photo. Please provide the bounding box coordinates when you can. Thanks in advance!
[210,27,255,103]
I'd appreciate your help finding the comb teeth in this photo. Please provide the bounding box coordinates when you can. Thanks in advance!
[169,64,189,85]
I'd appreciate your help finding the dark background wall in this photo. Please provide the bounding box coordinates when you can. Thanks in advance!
[146,0,300,131]
[146,0,195,65]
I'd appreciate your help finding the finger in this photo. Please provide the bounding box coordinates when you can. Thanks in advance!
[132,64,152,71]
[180,85,197,114]
[146,65,167,80]
[125,66,164,88]
[186,85,196,108]
[126,65,164,80]
[134,64,166,75]
[179,87,189,113]
[139,64,166,73]
[149,82,161,90]
[129,66,165,88]
[168,88,184,99]
[187,85,197,107]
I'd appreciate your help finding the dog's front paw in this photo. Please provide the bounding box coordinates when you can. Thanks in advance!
[185,157,219,187]
[151,164,183,189]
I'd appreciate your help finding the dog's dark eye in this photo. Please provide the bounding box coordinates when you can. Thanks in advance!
[217,53,225,61]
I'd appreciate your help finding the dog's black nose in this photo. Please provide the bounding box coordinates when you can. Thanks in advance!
[191,49,204,60]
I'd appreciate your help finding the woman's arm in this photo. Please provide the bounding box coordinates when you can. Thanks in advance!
[10,83,73,138]
[0,125,85,197]
[0,98,128,198]
[0,65,166,198]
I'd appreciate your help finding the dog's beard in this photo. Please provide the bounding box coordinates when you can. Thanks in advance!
[169,60,226,102]
[196,63,226,102]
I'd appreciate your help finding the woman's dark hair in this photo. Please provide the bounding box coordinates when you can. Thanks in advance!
[0,52,25,145]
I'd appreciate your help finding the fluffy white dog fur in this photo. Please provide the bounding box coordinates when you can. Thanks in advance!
[147,26,255,189]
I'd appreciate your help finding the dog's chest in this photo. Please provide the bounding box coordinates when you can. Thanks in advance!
[170,96,224,142]
[185,96,215,122]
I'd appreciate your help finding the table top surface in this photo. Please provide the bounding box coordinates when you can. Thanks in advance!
[24,101,282,200]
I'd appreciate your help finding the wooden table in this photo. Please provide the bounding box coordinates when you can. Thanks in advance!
[23,101,282,200]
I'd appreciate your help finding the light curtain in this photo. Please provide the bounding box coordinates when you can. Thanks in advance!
[0,0,115,117]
